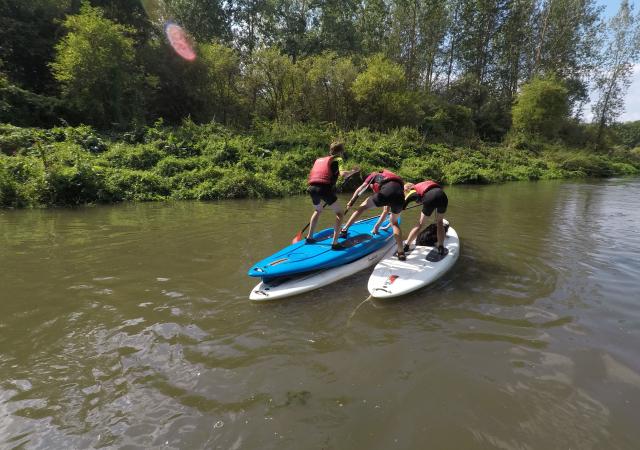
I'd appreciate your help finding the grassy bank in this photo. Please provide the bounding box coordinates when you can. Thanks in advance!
[1,121,639,208]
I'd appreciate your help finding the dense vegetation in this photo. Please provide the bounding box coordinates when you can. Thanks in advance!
[1,0,640,207]
[2,121,639,208]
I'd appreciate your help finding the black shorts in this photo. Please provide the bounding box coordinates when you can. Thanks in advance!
[421,188,448,216]
[372,181,404,214]
[308,183,337,206]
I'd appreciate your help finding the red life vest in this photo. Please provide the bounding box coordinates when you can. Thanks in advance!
[308,156,334,185]
[369,169,403,193]
[414,180,441,197]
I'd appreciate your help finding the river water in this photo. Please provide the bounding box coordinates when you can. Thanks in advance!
[1,178,639,449]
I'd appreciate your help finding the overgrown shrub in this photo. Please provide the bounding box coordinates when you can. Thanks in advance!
[99,143,165,170]
[0,124,36,155]
[512,76,569,140]
[1,122,639,208]
[103,168,169,201]
[43,162,103,206]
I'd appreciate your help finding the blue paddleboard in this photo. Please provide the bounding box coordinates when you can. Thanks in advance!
[248,215,397,279]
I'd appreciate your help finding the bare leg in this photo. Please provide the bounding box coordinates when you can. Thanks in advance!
[328,202,344,245]
[436,213,445,248]
[390,212,403,254]
[341,197,374,233]
[306,207,322,239]
[405,212,428,248]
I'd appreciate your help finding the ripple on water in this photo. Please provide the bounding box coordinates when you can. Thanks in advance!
[2,182,640,448]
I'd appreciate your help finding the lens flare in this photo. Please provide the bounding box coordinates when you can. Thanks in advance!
[140,1,197,61]
[164,22,197,61]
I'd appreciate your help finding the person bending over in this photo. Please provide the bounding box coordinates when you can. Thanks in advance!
[403,180,449,256]
[341,169,406,260]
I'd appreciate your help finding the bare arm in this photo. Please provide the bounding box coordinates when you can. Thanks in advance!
[372,206,390,233]
[347,176,372,207]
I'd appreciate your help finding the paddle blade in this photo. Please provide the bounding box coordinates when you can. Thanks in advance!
[292,231,303,244]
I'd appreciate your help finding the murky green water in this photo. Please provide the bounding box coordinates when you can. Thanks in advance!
[1,178,639,449]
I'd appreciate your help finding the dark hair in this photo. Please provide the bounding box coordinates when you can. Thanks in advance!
[329,142,344,155]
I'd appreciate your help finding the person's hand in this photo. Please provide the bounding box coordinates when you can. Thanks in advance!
[371,227,380,235]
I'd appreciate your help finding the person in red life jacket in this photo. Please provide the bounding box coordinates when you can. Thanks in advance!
[340,169,407,260]
[402,180,449,256]
[306,142,358,250]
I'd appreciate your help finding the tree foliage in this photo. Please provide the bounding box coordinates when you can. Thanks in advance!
[352,54,422,128]
[50,3,143,128]
[592,0,640,146]
[0,0,634,146]
[512,76,569,139]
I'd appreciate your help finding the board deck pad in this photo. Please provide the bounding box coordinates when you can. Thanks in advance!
[367,221,459,299]
[248,215,398,279]
[425,247,448,262]
[340,234,372,249]
[250,240,395,301]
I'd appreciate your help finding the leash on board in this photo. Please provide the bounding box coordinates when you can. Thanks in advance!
[347,295,374,327]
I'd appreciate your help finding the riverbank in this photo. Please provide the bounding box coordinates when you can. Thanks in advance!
[1,121,639,208]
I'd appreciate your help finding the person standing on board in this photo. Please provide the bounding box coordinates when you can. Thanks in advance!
[340,169,406,260]
[403,180,449,256]
[305,142,358,250]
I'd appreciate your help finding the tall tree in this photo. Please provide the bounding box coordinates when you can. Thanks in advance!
[244,47,302,120]
[530,0,601,111]
[457,0,503,84]
[494,0,535,100]
[230,0,277,55]
[387,0,448,89]
[299,52,358,125]
[592,0,640,146]
[272,0,318,60]
[163,0,231,42]
[0,0,71,92]
[316,0,360,55]
[351,54,422,128]
[51,4,143,127]
[355,0,390,55]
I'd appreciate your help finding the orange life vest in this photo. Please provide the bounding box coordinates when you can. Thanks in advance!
[368,169,403,193]
[414,180,441,197]
[308,156,334,185]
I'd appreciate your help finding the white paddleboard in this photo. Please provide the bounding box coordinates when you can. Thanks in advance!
[250,240,395,301]
[367,222,460,299]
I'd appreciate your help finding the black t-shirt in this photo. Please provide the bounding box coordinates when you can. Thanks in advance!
[330,160,340,184]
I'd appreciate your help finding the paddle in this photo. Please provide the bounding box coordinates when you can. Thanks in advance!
[292,170,360,244]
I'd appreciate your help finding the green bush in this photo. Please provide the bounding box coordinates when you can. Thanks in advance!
[399,157,444,183]
[100,143,165,170]
[202,139,241,166]
[443,160,492,184]
[155,156,207,177]
[43,163,104,206]
[557,154,615,177]
[0,161,20,206]
[2,122,639,209]
[422,102,475,142]
[65,125,107,153]
[512,76,569,140]
[610,162,639,175]
[0,124,36,155]
[103,168,169,201]
[506,132,544,153]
